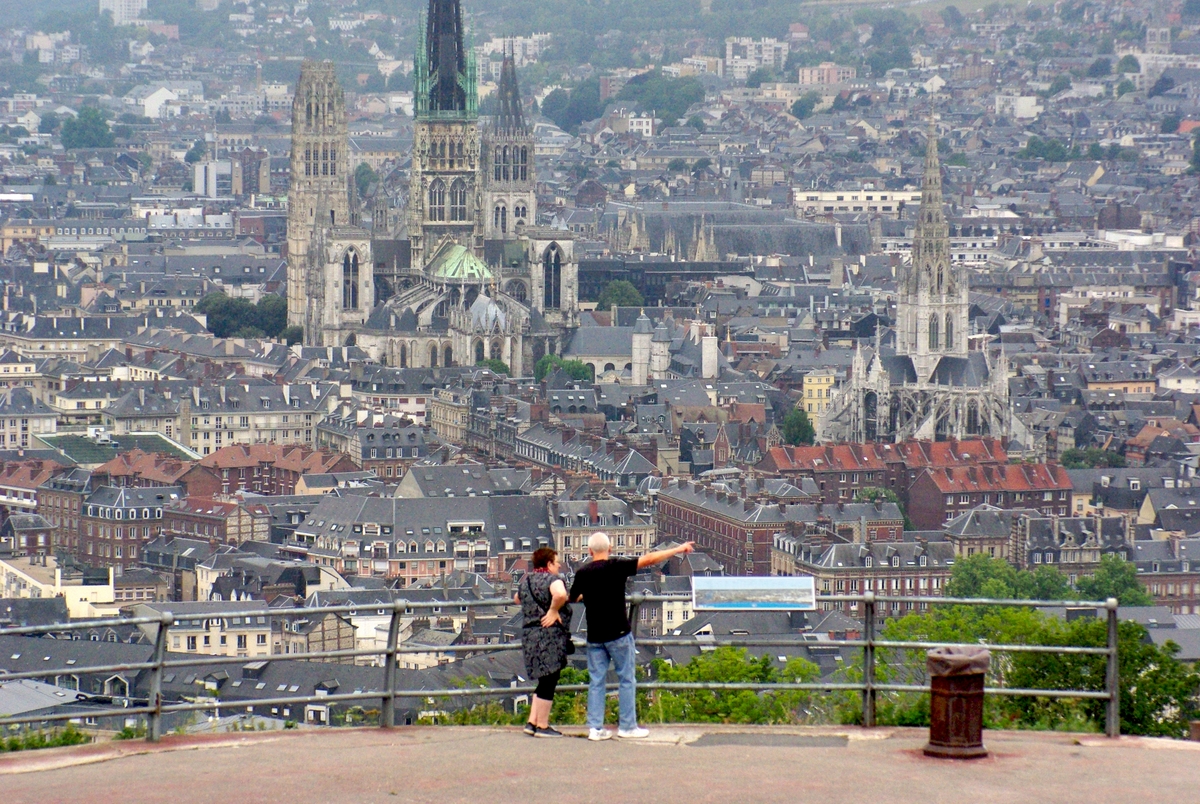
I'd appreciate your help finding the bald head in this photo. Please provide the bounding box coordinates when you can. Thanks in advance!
[588,531,611,557]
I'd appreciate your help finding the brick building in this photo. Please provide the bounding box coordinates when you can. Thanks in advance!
[755,439,1007,505]
[81,485,183,569]
[906,463,1073,530]
[179,444,359,498]
[162,497,272,546]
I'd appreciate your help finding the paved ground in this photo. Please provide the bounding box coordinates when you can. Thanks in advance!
[2,725,1198,804]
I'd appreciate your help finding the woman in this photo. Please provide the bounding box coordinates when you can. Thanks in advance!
[516,546,572,737]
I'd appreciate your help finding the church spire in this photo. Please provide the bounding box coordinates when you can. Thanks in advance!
[494,43,526,134]
[415,0,477,118]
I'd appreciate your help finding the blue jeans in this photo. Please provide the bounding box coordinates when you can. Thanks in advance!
[586,632,638,731]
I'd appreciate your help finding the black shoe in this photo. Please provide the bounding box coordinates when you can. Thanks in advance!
[535,726,563,738]
[523,722,536,736]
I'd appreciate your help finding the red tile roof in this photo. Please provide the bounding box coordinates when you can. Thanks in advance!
[923,463,1071,494]
[198,444,352,475]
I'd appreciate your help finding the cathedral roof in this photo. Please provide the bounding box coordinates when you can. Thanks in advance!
[469,293,507,332]
[426,242,494,281]
[930,352,990,387]
[652,321,672,343]
[633,311,653,334]
[877,350,918,384]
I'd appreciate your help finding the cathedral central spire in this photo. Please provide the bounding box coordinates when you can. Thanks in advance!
[416,0,477,118]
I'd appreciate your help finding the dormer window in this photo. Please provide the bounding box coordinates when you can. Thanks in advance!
[891,555,899,568]
[919,555,927,567]
[864,556,872,568]
[1129,479,1140,491]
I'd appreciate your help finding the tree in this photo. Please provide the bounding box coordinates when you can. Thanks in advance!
[944,553,1072,601]
[1115,79,1136,97]
[1087,58,1111,78]
[744,67,775,88]
[781,409,815,446]
[940,5,965,29]
[855,487,913,529]
[354,161,378,198]
[1059,448,1125,469]
[617,72,705,126]
[215,108,232,124]
[686,115,706,132]
[1115,55,1140,74]
[791,91,821,120]
[185,138,206,164]
[60,107,113,149]
[281,326,304,346]
[37,112,59,134]
[666,157,689,173]
[1046,74,1072,97]
[946,152,968,167]
[1075,554,1154,606]
[596,279,644,310]
[1149,76,1175,97]
[534,354,593,383]
[196,292,290,339]
[476,358,511,375]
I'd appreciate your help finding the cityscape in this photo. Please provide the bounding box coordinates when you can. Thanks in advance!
[0,0,1199,787]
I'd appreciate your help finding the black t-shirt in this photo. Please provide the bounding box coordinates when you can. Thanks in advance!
[569,556,639,644]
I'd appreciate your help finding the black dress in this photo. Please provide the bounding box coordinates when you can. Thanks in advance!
[519,571,573,680]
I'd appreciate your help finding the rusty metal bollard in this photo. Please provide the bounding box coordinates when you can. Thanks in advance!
[923,647,990,760]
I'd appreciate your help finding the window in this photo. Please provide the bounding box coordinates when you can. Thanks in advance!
[257,634,267,645]
[342,251,360,309]
[449,179,468,221]
[428,180,446,221]
[237,635,248,650]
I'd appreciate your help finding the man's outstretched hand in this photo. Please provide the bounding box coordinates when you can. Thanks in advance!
[678,541,696,554]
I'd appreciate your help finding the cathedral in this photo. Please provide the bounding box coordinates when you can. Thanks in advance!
[819,124,1009,443]
[286,0,577,375]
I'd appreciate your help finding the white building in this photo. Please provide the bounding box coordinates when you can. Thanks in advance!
[725,37,789,80]
[98,0,148,26]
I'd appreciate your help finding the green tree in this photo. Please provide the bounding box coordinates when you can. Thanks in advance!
[1115,55,1140,74]
[616,72,705,126]
[1045,74,1072,97]
[1059,448,1125,469]
[1115,79,1136,97]
[37,112,59,134]
[790,91,821,120]
[1149,76,1175,97]
[744,67,775,88]
[281,325,304,346]
[648,647,820,724]
[940,5,965,29]
[854,487,913,529]
[534,354,594,383]
[1075,554,1154,606]
[476,358,511,375]
[686,115,706,132]
[354,161,379,198]
[1087,58,1112,78]
[215,108,232,124]
[185,138,206,163]
[781,409,815,445]
[596,279,644,310]
[254,294,288,338]
[60,107,114,149]
[1007,618,1199,737]
[946,152,969,167]
[666,157,689,173]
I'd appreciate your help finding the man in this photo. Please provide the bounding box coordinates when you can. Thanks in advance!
[569,532,694,741]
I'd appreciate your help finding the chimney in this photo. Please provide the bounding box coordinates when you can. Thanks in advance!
[588,499,598,524]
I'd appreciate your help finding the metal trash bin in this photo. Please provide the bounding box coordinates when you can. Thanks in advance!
[923,647,990,760]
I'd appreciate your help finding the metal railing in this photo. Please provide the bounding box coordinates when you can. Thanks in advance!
[0,592,1122,742]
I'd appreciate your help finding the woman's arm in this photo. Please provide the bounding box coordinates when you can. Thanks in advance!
[540,579,569,627]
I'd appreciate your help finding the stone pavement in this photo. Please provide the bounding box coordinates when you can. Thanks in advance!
[2,725,1198,804]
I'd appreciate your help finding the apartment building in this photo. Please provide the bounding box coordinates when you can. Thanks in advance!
[178,382,341,456]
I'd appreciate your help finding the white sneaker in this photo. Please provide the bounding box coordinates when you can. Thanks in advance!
[588,728,613,741]
[617,727,650,739]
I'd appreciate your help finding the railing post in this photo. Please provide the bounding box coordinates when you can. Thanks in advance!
[861,592,876,729]
[381,599,404,729]
[1105,597,1120,738]
[147,612,173,743]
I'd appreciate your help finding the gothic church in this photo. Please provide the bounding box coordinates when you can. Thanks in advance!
[287,0,577,375]
[819,124,1009,443]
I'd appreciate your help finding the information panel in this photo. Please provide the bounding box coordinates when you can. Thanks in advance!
[692,576,817,611]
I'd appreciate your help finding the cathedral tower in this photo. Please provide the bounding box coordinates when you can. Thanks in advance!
[482,46,537,240]
[407,0,483,268]
[287,61,351,332]
[287,60,372,346]
[895,119,968,381]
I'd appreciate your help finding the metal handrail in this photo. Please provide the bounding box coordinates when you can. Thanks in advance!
[0,592,1123,740]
